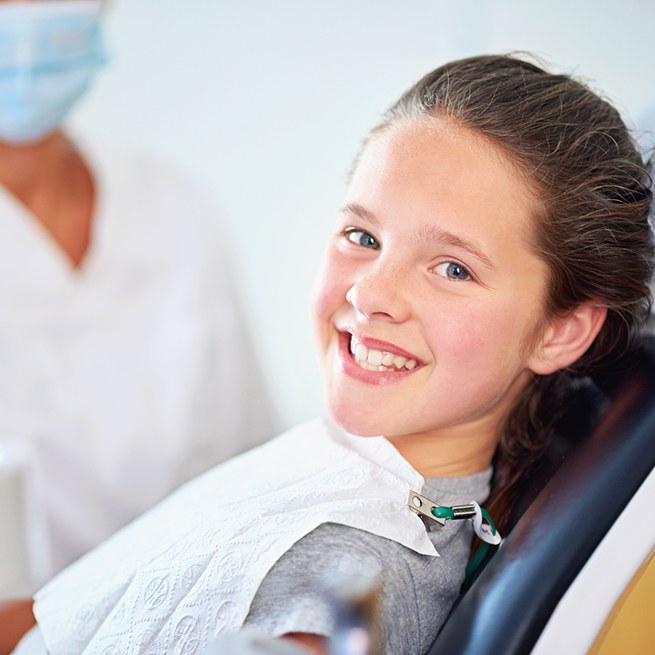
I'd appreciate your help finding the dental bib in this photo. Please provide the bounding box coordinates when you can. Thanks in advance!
[33,419,437,654]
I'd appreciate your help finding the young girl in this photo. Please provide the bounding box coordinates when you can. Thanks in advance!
[16,54,654,655]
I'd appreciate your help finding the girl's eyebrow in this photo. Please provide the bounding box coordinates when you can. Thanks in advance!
[340,202,380,225]
[416,224,495,270]
[339,202,495,270]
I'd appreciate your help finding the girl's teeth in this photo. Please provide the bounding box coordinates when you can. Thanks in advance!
[367,350,383,366]
[393,355,407,368]
[349,336,418,372]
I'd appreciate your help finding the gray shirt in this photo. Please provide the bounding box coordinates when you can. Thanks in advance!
[244,469,491,655]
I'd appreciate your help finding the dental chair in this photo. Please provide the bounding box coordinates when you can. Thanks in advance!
[427,334,655,655]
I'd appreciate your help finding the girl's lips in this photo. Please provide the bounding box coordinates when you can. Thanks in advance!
[337,331,422,386]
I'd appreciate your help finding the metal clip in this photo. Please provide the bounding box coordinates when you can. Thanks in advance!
[450,503,478,520]
[407,490,446,531]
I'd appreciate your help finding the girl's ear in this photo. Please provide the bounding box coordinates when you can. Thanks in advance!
[528,303,607,375]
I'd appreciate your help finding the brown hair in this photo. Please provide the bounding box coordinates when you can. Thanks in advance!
[373,54,655,532]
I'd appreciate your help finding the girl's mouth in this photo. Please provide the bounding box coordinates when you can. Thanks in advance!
[347,333,420,372]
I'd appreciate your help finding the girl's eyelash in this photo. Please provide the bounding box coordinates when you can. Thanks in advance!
[343,227,381,250]
[433,261,475,282]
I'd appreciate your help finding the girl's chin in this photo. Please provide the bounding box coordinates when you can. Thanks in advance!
[327,405,386,438]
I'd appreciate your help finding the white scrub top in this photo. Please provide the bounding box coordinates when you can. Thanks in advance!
[0,133,275,577]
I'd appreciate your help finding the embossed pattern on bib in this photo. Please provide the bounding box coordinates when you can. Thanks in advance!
[34,419,436,654]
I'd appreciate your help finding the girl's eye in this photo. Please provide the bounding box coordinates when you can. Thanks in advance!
[344,228,380,250]
[434,261,472,282]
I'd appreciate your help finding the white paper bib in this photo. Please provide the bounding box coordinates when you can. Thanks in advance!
[34,419,437,654]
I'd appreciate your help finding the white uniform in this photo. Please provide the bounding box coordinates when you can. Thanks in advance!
[0,133,274,576]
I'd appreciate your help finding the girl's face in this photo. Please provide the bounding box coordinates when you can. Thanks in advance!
[312,119,552,474]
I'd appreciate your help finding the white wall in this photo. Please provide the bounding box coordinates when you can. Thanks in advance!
[70,0,655,430]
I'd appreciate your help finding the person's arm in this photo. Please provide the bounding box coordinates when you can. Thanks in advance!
[0,599,35,655]
[201,630,323,654]
[283,633,327,655]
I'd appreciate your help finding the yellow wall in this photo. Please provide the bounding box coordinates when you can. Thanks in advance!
[590,549,655,654]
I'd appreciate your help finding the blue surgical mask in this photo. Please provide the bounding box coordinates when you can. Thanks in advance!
[0,0,107,144]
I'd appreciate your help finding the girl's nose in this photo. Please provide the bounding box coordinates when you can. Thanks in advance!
[345,269,411,323]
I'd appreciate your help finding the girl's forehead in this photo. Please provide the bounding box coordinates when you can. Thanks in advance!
[351,119,541,220]
[361,116,534,185]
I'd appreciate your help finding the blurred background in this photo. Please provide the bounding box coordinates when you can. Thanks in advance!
[70,0,655,430]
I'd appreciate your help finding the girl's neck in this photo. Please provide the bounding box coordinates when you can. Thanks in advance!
[386,421,499,478]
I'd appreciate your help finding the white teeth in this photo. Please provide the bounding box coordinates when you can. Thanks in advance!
[393,355,407,369]
[349,335,419,372]
[367,350,383,366]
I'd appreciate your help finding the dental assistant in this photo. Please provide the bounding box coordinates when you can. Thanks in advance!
[0,0,273,584]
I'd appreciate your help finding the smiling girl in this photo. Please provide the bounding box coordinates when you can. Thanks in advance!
[16,55,654,655]
[316,118,555,477]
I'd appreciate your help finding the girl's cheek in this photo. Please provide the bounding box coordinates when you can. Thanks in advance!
[311,264,343,327]
[425,302,497,356]
[310,252,335,308]
[312,273,343,321]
